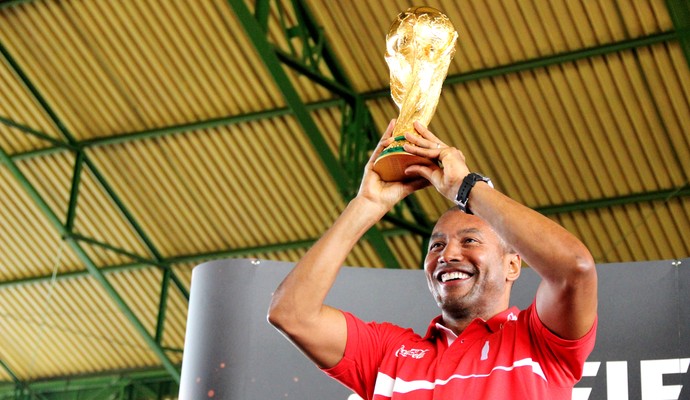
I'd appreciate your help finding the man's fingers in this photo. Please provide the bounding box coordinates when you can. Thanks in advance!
[367,120,397,165]
[384,119,396,138]
[405,164,438,183]
[413,121,441,142]
[402,177,431,195]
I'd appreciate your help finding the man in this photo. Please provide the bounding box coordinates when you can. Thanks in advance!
[268,120,598,399]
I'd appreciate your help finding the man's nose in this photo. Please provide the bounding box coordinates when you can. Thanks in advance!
[439,241,463,263]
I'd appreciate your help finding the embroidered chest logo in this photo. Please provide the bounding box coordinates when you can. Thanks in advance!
[480,341,490,361]
[395,345,429,359]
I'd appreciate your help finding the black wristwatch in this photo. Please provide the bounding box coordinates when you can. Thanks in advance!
[454,173,493,214]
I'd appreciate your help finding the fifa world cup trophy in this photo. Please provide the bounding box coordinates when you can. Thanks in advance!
[373,7,458,181]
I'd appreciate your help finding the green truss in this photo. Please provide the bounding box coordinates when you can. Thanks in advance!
[0,368,177,400]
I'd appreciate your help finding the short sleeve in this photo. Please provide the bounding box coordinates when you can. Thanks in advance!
[322,312,413,399]
[524,303,598,386]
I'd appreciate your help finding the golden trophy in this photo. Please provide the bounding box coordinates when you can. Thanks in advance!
[373,6,458,181]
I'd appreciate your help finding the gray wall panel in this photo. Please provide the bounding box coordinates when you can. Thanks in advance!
[179,258,690,400]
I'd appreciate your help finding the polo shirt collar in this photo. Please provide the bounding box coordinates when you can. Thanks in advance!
[426,306,521,343]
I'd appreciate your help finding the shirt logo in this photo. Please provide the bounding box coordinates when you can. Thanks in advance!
[480,341,490,361]
[395,345,429,359]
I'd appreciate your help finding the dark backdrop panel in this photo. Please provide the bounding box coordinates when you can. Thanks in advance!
[678,261,690,400]
[179,258,689,400]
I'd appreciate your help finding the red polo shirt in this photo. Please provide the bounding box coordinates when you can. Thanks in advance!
[323,302,597,399]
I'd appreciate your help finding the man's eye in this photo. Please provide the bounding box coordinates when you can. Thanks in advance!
[430,242,444,250]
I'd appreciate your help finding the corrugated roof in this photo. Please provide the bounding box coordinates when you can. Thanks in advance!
[1,0,688,392]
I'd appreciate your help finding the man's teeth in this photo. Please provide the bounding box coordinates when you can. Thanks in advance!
[441,271,471,282]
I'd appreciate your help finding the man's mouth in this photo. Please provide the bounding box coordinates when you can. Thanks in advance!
[440,271,473,283]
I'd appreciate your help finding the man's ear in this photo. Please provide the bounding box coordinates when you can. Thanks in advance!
[506,253,521,282]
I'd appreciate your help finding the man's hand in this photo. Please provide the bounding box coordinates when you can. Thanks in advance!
[402,121,470,201]
[357,120,430,216]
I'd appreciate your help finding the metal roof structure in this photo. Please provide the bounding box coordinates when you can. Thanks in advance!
[1,0,689,398]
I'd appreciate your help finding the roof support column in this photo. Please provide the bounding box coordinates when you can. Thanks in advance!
[228,0,402,268]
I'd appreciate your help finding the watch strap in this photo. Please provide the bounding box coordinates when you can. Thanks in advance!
[454,173,493,214]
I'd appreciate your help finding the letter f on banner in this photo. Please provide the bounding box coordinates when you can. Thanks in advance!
[641,358,690,400]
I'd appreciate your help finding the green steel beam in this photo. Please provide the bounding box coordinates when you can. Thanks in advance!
[0,0,32,10]
[161,346,184,354]
[293,0,354,88]
[666,0,690,69]
[0,116,72,149]
[7,99,344,161]
[383,214,432,237]
[68,233,160,265]
[227,0,401,268]
[81,384,124,400]
[82,107,295,148]
[81,161,161,262]
[0,358,21,386]
[159,225,413,265]
[168,270,190,302]
[276,0,357,99]
[535,184,690,215]
[0,47,75,145]
[0,368,176,397]
[226,0,346,189]
[66,233,191,300]
[0,41,162,263]
[154,268,171,344]
[274,48,356,98]
[363,31,677,99]
[83,159,190,300]
[254,0,271,31]
[0,146,181,383]
[64,151,84,232]
[0,263,150,289]
[1,183,689,290]
[0,227,413,290]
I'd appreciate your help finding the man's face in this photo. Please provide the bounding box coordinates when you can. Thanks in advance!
[424,209,519,319]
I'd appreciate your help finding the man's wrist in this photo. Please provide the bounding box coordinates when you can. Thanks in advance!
[454,173,493,214]
[348,195,390,221]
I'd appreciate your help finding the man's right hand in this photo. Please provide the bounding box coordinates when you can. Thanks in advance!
[357,119,430,216]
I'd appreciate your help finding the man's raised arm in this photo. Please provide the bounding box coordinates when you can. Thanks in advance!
[267,120,428,368]
[405,122,597,340]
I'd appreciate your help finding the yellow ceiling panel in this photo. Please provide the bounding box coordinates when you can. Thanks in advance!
[0,166,82,279]
[0,278,159,379]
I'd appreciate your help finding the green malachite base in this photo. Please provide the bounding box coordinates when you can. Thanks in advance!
[373,147,436,182]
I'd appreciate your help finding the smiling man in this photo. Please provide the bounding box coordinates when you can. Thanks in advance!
[268,121,598,399]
